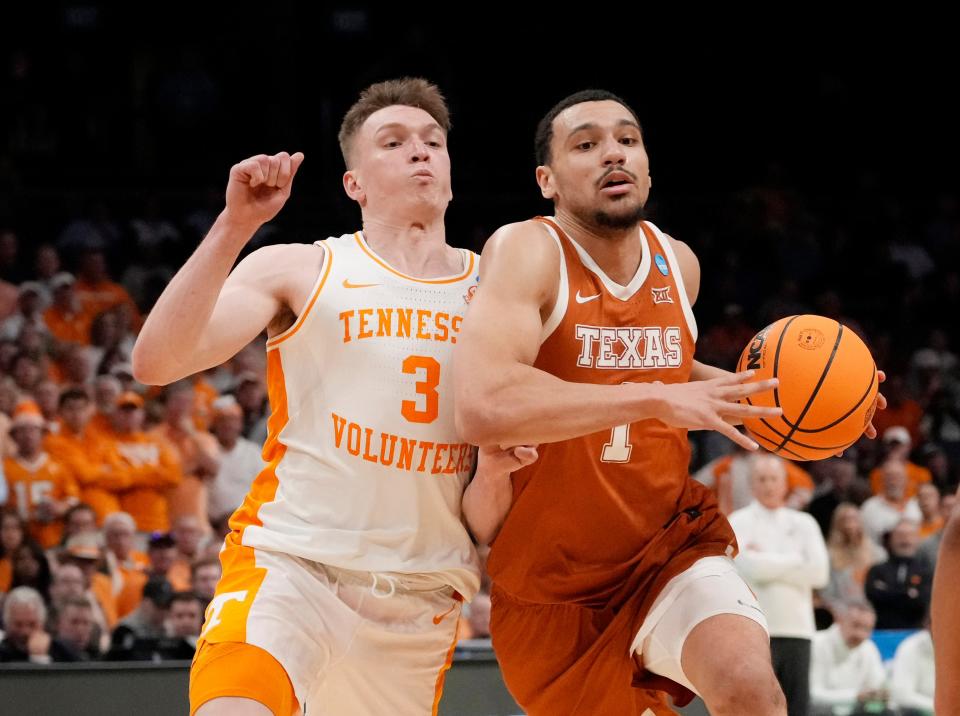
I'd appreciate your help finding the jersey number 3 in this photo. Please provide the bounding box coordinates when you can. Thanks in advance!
[401,355,440,424]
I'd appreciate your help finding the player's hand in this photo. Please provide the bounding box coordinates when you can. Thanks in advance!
[477,445,539,477]
[224,151,305,229]
[863,369,888,440]
[654,370,781,451]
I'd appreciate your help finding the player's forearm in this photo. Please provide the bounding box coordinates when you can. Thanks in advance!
[934,510,960,715]
[462,470,514,546]
[132,210,257,385]
[456,364,665,446]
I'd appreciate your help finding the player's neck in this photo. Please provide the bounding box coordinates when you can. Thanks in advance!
[361,217,463,278]
[553,210,643,286]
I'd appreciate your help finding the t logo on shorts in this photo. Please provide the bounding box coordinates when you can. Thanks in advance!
[202,590,249,637]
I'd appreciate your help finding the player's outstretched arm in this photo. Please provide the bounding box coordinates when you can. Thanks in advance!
[454,222,781,448]
[133,152,305,385]
[933,492,960,716]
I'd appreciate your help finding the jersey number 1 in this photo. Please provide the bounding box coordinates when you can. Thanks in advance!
[601,424,633,463]
[402,355,440,424]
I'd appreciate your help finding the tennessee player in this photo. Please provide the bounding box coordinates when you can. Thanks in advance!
[133,78,532,716]
[455,90,790,716]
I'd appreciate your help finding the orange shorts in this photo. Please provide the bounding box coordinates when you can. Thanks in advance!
[190,640,297,716]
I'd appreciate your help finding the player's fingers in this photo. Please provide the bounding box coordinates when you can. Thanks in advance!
[714,370,756,386]
[725,377,779,399]
[876,392,888,410]
[290,151,305,179]
[864,423,878,440]
[721,403,783,418]
[877,370,887,384]
[275,152,292,189]
[265,155,281,187]
[715,420,759,451]
[512,446,538,464]
[233,155,267,187]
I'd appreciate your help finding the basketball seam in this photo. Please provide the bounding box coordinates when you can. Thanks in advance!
[775,324,844,451]
[787,368,876,433]
[771,315,800,412]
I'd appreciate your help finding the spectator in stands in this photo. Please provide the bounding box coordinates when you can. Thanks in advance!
[861,460,923,543]
[43,272,91,347]
[890,622,935,715]
[0,510,26,592]
[102,511,148,619]
[190,556,220,609]
[48,562,110,643]
[32,379,59,427]
[107,576,173,660]
[234,372,268,445]
[162,591,203,658]
[821,503,886,610]
[60,503,97,544]
[73,249,139,325]
[9,352,42,393]
[0,282,48,342]
[869,427,932,498]
[730,453,830,716]
[0,586,75,662]
[56,344,93,388]
[146,531,179,585]
[60,532,117,629]
[809,599,887,716]
[9,539,52,604]
[917,482,944,539]
[808,453,872,537]
[865,520,932,629]
[108,391,181,533]
[167,515,206,590]
[917,488,958,574]
[3,401,79,548]
[0,229,27,285]
[871,375,924,446]
[52,596,101,660]
[207,395,263,534]
[88,374,121,438]
[45,388,129,524]
[152,382,218,532]
[695,445,814,515]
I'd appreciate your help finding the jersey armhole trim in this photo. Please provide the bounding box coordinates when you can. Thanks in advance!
[648,223,698,342]
[266,242,333,349]
[537,222,569,345]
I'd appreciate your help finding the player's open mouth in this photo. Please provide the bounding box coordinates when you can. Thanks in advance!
[600,172,634,195]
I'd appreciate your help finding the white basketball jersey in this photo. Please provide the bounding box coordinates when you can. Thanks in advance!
[232,231,482,598]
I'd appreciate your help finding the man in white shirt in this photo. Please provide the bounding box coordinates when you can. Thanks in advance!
[810,599,887,715]
[860,460,922,544]
[891,626,935,714]
[730,453,830,716]
[206,396,265,534]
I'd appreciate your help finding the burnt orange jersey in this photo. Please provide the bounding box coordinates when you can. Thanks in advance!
[487,217,732,606]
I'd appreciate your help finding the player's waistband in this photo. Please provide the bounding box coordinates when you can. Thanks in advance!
[321,563,459,598]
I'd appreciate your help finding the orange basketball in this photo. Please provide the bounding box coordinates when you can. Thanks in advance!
[736,314,878,461]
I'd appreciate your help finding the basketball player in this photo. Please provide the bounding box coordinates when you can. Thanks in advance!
[133,78,535,716]
[455,90,795,715]
[932,487,960,715]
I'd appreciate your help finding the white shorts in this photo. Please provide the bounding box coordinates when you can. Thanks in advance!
[630,555,768,696]
[199,540,463,715]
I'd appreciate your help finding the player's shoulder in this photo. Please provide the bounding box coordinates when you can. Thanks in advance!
[482,220,561,267]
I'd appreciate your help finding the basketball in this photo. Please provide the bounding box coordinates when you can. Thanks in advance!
[736,314,879,461]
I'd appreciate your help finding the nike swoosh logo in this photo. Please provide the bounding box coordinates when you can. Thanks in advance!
[575,290,601,304]
[343,279,380,289]
[738,599,764,614]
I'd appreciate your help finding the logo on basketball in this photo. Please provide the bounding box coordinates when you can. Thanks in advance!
[797,328,825,350]
[745,328,768,371]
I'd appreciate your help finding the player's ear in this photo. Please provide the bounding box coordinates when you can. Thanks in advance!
[536,165,556,200]
[343,170,366,205]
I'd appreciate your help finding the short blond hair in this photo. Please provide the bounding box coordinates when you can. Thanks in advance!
[338,78,451,167]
